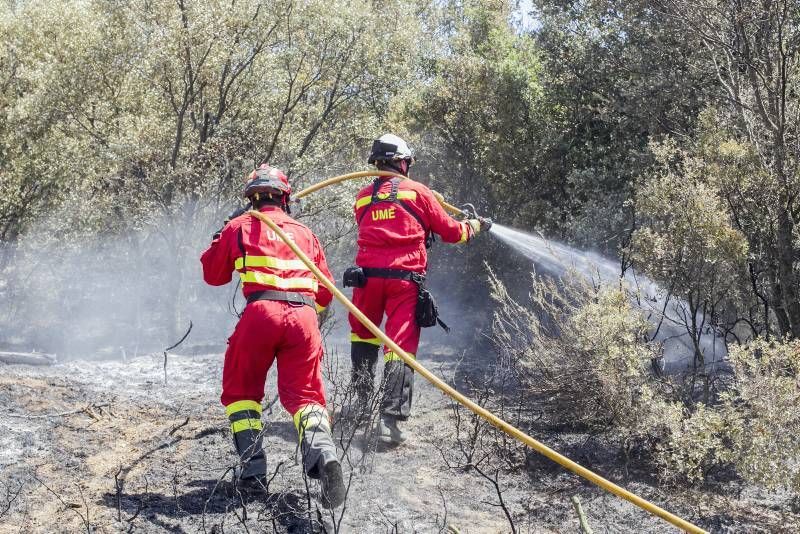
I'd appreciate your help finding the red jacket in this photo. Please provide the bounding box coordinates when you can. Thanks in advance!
[354,177,473,272]
[201,206,333,309]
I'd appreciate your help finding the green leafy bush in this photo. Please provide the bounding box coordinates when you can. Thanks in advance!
[488,269,674,432]
[491,270,800,494]
[723,340,800,491]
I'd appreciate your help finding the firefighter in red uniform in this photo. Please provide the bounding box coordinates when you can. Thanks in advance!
[347,134,491,444]
[201,165,345,508]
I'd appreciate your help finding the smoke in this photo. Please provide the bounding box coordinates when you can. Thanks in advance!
[0,209,239,361]
[489,223,727,371]
[1,207,724,371]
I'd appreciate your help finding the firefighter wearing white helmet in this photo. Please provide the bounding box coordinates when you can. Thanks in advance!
[345,133,491,445]
[367,133,416,172]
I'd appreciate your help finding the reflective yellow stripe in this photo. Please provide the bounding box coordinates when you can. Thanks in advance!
[384,351,414,363]
[235,255,309,271]
[355,190,418,209]
[225,400,262,416]
[292,404,330,439]
[355,195,374,209]
[315,303,326,313]
[231,418,263,434]
[350,333,382,346]
[458,222,469,244]
[240,271,318,290]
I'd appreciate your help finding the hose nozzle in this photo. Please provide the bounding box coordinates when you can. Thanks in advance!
[461,203,479,219]
[460,203,492,233]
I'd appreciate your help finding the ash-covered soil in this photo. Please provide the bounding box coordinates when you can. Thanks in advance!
[0,343,797,533]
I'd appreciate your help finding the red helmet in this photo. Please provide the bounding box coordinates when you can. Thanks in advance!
[243,164,291,200]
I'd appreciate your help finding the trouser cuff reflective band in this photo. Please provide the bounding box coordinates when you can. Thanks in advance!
[350,333,382,346]
[383,351,414,363]
[227,401,263,434]
[226,399,263,417]
[227,401,266,480]
[293,404,337,479]
[293,404,331,439]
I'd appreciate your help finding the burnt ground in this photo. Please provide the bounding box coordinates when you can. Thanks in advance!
[0,340,798,533]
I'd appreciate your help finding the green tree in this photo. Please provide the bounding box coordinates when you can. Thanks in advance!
[0,0,424,343]
[402,0,551,225]
[518,0,714,246]
[630,136,749,381]
[657,0,800,338]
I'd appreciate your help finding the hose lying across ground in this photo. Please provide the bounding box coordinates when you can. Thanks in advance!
[248,208,707,534]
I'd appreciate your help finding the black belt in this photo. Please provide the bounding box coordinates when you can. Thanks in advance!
[246,290,315,308]
[362,268,425,283]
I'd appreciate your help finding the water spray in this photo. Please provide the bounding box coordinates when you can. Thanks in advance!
[489,223,726,369]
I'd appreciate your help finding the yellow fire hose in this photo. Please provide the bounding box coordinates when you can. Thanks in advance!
[294,170,467,217]
[248,209,707,534]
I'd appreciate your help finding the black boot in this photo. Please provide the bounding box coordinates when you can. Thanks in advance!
[227,401,267,482]
[295,405,346,508]
[375,414,406,444]
[318,456,346,509]
[350,342,380,416]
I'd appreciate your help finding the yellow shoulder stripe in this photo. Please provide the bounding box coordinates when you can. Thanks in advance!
[355,195,376,209]
[355,190,417,209]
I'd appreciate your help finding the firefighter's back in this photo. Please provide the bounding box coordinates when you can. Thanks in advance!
[354,177,433,272]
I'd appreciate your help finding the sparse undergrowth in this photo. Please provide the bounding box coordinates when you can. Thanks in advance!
[488,269,800,497]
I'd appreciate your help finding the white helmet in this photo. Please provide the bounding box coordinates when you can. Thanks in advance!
[367,133,415,165]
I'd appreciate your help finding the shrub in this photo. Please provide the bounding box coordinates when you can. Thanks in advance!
[490,269,800,494]
[488,268,673,432]
[723,340,800,492]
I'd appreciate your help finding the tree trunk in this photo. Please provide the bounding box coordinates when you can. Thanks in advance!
[775,205,800,338]
[772,290,792,337]
[774,123,800,337]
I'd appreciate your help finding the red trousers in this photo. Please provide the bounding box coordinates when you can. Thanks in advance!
[348,277,420,356]
[221,300,326,415]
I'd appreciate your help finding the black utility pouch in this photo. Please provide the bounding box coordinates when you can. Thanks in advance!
[415,286,440,328]
[412,273,449,332]
[342,266,367,288]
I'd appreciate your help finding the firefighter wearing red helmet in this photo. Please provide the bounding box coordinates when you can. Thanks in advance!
[201,164,345,507]
[347,134,491,444]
